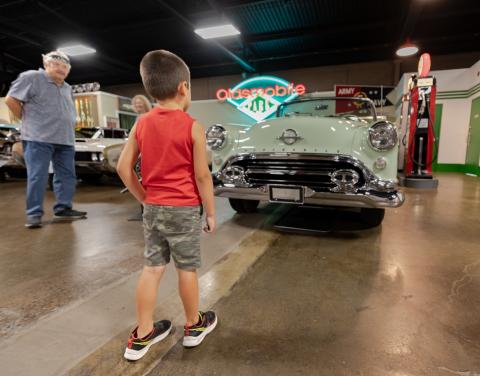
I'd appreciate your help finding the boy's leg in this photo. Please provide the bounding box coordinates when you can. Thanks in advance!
[168,206,217,347]
[177,269,199,326]
[179,267,217,348]
[136,265,166,338]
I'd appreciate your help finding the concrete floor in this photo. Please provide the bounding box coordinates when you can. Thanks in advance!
[0,178,274,375]
[0,180,143,339]
[1,173,479,376]
[0,179,249,340]
[148,173,480,376]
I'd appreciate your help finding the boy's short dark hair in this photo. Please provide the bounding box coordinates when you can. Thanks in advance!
[140,50,190,101]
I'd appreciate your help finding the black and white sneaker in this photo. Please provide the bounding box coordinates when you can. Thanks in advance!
[183,311,217,348]
[124,320,172,361]
[54,208,87,219]
[25,216,42,228]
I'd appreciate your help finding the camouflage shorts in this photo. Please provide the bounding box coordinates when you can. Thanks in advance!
[143,204,202,270]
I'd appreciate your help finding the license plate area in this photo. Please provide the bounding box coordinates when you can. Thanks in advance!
[269,185,304,204]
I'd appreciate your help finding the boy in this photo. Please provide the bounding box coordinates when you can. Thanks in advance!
[117,50,217,361]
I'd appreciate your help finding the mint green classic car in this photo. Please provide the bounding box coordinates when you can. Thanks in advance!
[206,97,404,226]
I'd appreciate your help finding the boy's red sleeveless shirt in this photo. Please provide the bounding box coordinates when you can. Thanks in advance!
[135,107,201,206]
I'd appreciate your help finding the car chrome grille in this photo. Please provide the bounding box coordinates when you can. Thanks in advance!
[230,157,366,191]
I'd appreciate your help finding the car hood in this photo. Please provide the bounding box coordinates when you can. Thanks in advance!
[214,116,399,182]
[75,138,126,152]
[234,116,369,154]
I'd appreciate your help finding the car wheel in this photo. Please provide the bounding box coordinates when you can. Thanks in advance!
[360,208,385,227]
[229,198,259,213]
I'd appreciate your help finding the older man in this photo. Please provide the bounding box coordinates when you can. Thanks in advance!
[6,51,87,228]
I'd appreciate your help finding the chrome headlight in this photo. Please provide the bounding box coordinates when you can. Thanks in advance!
[91,152,98,161]
[206,125,227,150]
[368,121,398,151]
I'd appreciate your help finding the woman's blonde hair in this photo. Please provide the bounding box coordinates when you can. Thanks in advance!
[131,94,152,113]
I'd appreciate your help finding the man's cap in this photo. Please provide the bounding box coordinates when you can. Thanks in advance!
[42,50,71,66]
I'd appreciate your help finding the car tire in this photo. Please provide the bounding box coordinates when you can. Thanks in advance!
[229,198,260,213]
[360,208,385,227]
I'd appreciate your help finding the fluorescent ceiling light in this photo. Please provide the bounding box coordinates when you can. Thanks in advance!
[194,24,240,39]
[396,43,419,57]
[58,44,96,56]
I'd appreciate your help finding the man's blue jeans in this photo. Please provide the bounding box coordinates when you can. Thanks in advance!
[23,141,76,218]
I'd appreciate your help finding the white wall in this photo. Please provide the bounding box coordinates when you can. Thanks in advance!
[104,52,480,100]
[436,99,472,164]
[96,92,119,128]
[436,60,480,164]
[188,99,255,127]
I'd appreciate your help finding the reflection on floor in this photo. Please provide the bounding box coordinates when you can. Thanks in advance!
[0,179,244,341]
[149,173,480,376]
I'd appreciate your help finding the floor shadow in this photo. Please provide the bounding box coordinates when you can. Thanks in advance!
[273,205,383,235]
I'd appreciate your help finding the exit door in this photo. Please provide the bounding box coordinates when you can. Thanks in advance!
[466,96,480,169]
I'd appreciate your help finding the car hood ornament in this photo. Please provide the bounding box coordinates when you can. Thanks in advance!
[278,129,303,145]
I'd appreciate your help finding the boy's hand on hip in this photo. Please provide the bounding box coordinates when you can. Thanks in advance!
[203,216,216,233]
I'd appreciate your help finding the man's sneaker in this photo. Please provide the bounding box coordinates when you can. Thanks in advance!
[124,320,172,361]
[183,311,218,348]
[54,208,87,219]
[25,216,42,228]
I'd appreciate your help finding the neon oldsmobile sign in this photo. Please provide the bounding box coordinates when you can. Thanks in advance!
[216,76,306,122]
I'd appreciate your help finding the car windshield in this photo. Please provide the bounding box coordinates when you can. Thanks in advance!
[75,128,98,138]
[277,98,376,122]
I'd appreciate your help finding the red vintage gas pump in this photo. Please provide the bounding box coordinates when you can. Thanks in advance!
[403,53,439,188]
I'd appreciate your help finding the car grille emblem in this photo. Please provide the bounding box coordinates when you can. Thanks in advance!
[330,169,360,192]
[278,129,302,145]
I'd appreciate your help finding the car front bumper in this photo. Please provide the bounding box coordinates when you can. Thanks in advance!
[214,184,404,209]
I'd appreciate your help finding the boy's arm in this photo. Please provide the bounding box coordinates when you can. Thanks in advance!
[116,124,145,203]
[192,121,216,232]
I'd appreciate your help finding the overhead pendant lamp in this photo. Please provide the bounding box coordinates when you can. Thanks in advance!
[396,40,419,57]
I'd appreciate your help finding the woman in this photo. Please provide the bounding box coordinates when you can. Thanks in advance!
[131,94,152,115]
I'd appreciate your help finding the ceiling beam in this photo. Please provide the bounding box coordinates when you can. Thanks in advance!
[152,0,255,73]
[0,0,27,9]
[33,1,138,73]
[0,27,43,47]
[3,51,33,67]
[189,32,480,71]
[244,19,402,44]
[0,2,141,74]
